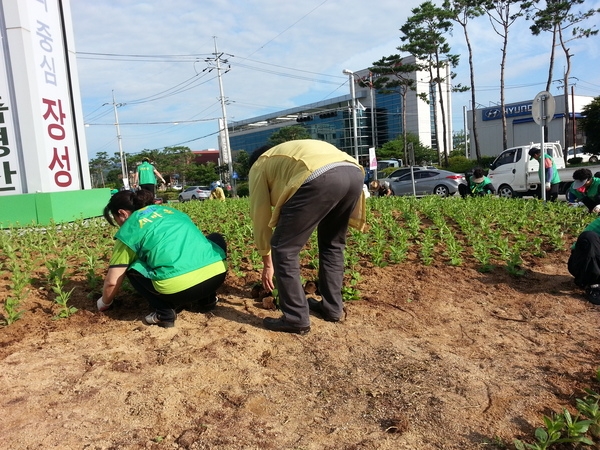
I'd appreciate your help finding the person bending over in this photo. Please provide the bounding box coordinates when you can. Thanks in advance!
[97,189,227,328]
[568,168,600,213]
[458,167,495,198]
[249,139,366,335]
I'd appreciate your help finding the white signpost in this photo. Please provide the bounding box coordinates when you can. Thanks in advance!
[0,0,91,195]
[531,91,555,201]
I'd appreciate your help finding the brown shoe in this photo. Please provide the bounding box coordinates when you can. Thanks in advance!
[263,316,310,335]
[307,298,341,322]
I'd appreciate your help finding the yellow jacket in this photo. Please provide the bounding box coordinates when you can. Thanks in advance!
[249,140,366,256]
[210,187,226,201]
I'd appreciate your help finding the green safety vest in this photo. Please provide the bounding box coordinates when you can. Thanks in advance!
[115,205,226,281]
[469,176,493,195]
[539,153,561,185]
[137,161,157,185]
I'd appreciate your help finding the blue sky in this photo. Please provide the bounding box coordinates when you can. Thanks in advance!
[69,0,600,160]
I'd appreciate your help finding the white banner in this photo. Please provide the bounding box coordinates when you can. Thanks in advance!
[30,0,81,190]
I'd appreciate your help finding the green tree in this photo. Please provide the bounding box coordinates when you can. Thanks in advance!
[367,55,419,164]
[234,150,250,180]
[88,151,112,188]
[267,125,310,146]
[443,0,486,162]
[580,97,600,155]
[526,0,599,151]
[379,134,437,165]
[452,130,468,157]
[400,1,463,166]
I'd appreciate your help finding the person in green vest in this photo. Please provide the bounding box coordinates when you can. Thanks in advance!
[528,147,560,201]
[97,189,227,328]
[568,214,600,305]
[458,167,495,198]
[568,168,600,213]
[133,157,165,196]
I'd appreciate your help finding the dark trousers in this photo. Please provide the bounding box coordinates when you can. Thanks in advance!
[271,165,363,327]
[127,233,227,321]
[568,231,600,288]
[536,183,559,202]
[140,184,156,196]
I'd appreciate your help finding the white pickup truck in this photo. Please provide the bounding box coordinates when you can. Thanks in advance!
[487,142,600,198]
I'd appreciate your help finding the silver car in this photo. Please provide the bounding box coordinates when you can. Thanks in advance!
[389,169,465,197]
[378,166,437,187]
[178,186,211,202]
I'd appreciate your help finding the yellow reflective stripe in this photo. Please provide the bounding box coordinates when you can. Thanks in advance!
[152,260,227,294]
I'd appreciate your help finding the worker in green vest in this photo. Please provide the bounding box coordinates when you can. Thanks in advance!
[528,148,560,202]
[134,157,165,196]
[97,189,227,328]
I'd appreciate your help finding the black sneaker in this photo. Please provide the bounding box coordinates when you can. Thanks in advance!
[143,312,175,328]
[198,296,219,313]
[263,316,310,335]
[585,286,600,305]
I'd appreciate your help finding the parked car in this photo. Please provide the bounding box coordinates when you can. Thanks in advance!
[378,166,437,186]
[567,146,598,164]
[389,169,465,197]
[171,184,183,190]
[178,186,211,202]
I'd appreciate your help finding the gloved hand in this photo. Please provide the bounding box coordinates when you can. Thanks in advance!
[97,296,112,312]
[593,205,600,214]
[545,182,551,191]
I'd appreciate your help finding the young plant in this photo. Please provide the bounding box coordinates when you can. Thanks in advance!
[2,297,25,325]
[52,280,77,319]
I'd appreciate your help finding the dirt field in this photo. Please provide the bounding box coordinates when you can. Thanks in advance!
[1,248,599,449]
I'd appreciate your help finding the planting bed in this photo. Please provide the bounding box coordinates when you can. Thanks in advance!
[1,197,599,449]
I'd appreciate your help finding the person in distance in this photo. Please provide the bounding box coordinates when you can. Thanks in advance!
[528,148,560,202]
[458,167,495,198]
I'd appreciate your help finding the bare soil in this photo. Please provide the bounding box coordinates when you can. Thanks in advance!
[1,251,599,449]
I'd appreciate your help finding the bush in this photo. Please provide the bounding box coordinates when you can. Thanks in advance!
[236,182,249,197]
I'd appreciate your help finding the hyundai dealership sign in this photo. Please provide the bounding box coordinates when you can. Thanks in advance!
[482,102,533,121]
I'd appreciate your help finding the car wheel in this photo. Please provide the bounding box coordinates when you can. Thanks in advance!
[590,156,598,163]
[497,184,515,199]
[178,195,184,202]
[433,184,450,197]
[191,195,197,200]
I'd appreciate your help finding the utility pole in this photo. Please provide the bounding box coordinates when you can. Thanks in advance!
[111,90,129,189]
[207,37,234,194]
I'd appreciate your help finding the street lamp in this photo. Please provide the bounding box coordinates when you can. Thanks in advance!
[110,91,129,189]
[342,69,359,162]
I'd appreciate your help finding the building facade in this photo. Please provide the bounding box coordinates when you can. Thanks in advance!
[227,56,452,163]
[467,94,592,158]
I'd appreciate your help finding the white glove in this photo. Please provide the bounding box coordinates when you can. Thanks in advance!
[545,182,551,191]
[97,296,112,312]
[593,205,600,214]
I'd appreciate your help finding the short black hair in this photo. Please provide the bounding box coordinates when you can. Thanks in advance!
[249,145,273,169]
[472,167,485,178]
[573,168,593,182]
[528,148,541,157]
[103,189,155,226]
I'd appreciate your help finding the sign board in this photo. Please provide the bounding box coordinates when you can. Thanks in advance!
[368,147,377,171]
[531,91,555,126]
[0,0,91,195]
